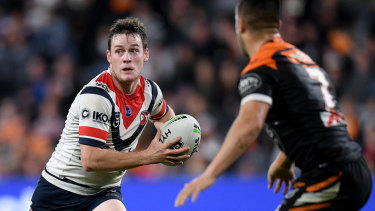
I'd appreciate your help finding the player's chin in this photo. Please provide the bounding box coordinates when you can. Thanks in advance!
[119,74,139,83]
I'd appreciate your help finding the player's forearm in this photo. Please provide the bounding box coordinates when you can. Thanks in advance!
[203,101,269,179]
[204,116,262,179]
[81,146,152,171]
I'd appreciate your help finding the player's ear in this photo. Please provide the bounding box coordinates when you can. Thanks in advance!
[237,17,246,34]
[144,48,149,62]
[106,49,111,63]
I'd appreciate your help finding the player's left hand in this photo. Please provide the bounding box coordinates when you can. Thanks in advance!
[267,160,295,195]
[174,174,216,207]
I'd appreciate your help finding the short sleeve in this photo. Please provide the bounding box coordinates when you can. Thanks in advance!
[150,82,169,120]
[238,70,275,106]
[78,87,113,148]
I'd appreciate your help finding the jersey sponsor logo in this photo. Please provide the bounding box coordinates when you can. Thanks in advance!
[93,111,110,124]
[125,106,132,117]
[140,110,150,126]
[113,112,120,128]
[238,73,262,96]
[82,108,90,119]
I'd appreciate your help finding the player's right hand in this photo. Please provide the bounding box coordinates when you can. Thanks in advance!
[147,130,190,166]
[174,174,216,207]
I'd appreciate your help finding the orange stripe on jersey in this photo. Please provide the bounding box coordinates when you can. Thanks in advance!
[241,37,295,76]
[151,100,167,119]
[289,202,331,211]
[293,181,306,189]
[79,126,108,141]
[306,172,343,192]
[280,48,315,65]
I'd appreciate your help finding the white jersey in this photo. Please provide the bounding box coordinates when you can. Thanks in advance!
[42,69,168,195]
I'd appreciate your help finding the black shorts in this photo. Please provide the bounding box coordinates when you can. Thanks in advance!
[277,157,372,211]
[30,176,124,211]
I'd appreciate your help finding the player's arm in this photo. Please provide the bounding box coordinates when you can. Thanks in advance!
[204,100,269,178]
[152,105,175,130]
[175,100,270,206]
[80,132,189,171]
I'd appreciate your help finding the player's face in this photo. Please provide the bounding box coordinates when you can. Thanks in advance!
[107,33,149,88]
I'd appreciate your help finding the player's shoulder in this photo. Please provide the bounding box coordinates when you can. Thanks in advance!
[241,37,315,75]
[89,70,113,93]
[79,70,114,104]
[144,77,162,95]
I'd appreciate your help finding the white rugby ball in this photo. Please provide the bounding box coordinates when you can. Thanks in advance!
[159,114,201,157]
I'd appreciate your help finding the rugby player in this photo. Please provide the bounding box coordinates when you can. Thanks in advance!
[175,0,372,210]
[31,17,190,211]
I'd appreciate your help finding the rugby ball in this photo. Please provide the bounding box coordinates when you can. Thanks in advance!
[159,114,201,158]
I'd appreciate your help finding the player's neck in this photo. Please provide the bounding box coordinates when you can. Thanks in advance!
[112,76,138,95]
[246,31,280,59]
[121,81,138,95]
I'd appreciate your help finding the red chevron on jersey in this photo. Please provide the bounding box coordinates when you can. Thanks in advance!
[95,72,146,129]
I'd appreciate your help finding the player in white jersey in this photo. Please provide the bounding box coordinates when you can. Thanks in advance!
[30,17,190,211]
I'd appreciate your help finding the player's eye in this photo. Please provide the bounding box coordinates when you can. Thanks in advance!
[115,49,124,54]
[130,48,139,53]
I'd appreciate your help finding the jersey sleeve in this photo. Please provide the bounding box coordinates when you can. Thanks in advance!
[78,87,113,148]
[238,68,276,106]
[150,82,169,121]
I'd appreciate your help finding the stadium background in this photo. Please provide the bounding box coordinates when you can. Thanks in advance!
[0,0,374,210]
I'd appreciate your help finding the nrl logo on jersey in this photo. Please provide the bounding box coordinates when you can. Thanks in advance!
[140,110,150,126]
[238,73,262,95]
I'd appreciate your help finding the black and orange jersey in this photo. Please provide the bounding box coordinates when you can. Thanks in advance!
[238,37,362,171]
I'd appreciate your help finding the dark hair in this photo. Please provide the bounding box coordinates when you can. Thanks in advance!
[107,17,148,50]
[237,0,280,30]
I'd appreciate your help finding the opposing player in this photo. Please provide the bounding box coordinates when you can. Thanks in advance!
[30,17,190,211]
[175,0,372,210]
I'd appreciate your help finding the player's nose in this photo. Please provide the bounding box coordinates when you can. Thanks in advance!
[123,52,131,62]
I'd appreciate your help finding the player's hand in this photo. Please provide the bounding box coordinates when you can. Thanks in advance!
[267,160,295,195]
[147,129,190,166]
[174,174,216,207]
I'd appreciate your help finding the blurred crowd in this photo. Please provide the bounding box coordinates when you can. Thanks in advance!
[0,0,374,178]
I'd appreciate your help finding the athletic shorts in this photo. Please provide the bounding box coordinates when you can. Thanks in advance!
[30,176,124,211]
[276,157,372,211]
